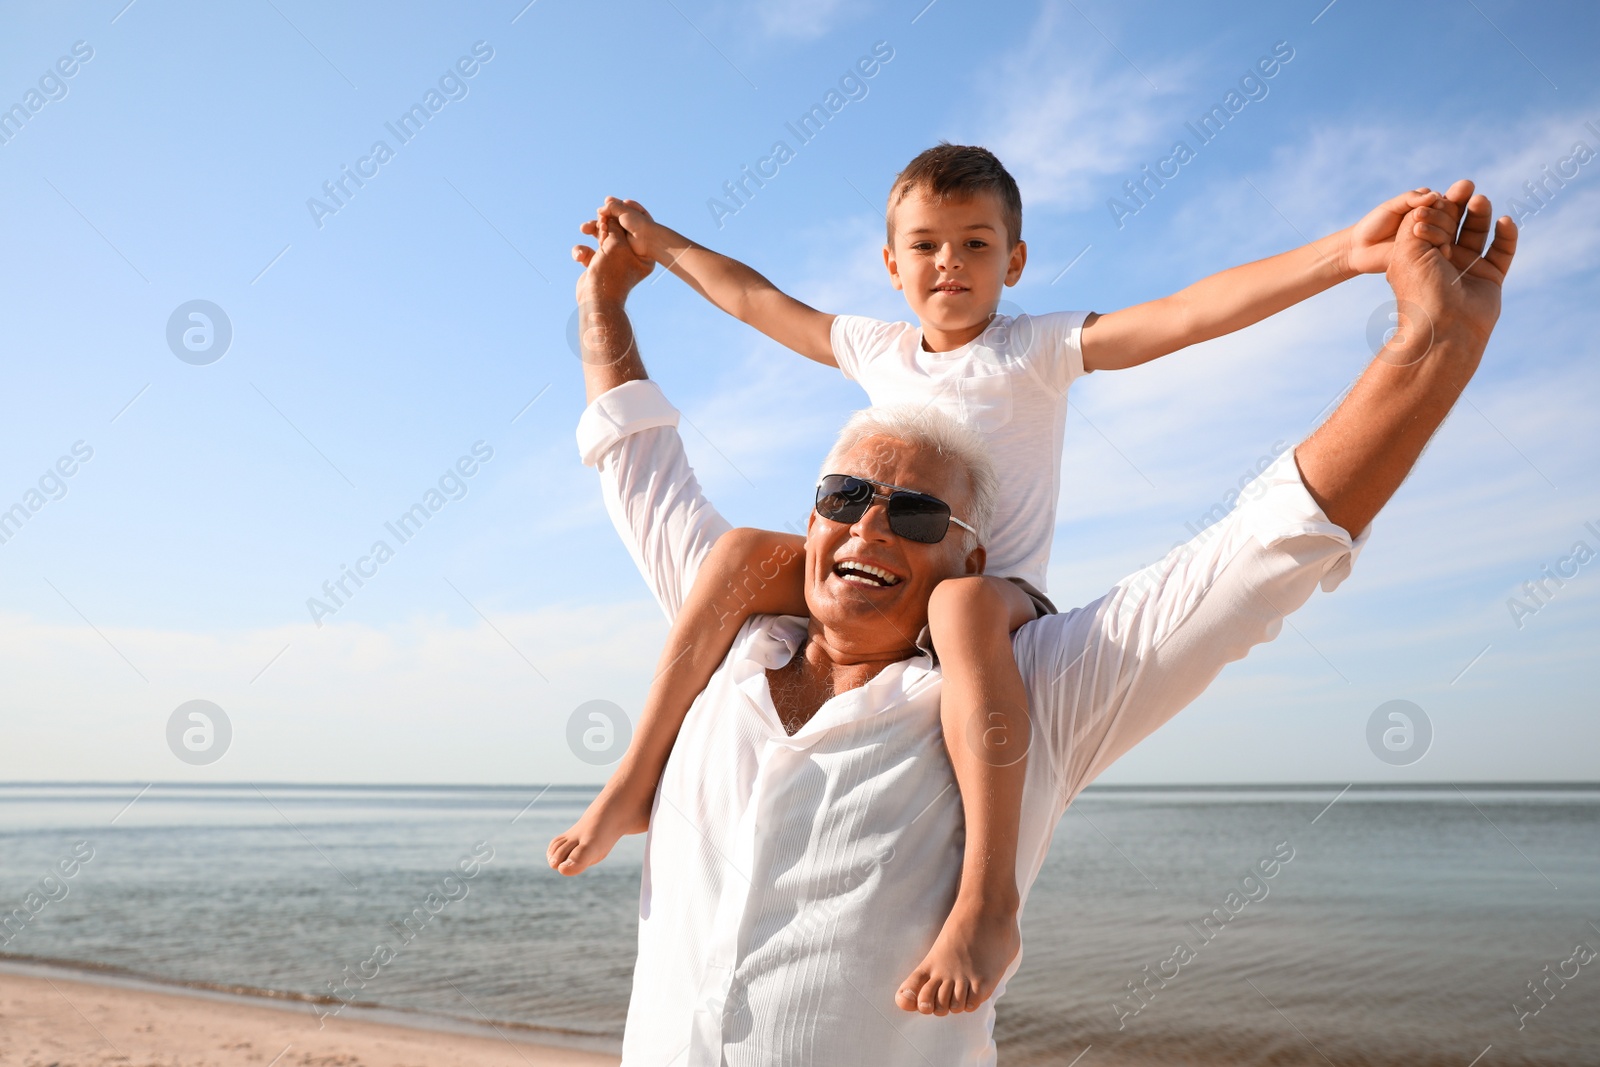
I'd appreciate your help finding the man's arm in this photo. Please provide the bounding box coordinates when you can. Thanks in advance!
[1295,182,1515,536]
[573,214,654,402]
[1019,453,1364,802]
[1080,187,1443,372]
[600,197,838,367]
[572,217,734,620]
[1020,181,1515,798]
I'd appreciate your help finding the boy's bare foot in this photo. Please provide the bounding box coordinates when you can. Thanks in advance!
[895,895,1021,1016]
[546,781,654,875]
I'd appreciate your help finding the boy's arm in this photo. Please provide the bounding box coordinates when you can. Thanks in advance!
[601,197,838,367]
[1080,187,1446,372]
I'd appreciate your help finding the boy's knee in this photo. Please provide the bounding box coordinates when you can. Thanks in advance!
[712,526,795,565]
[707,528,806,606]
[714,526,775,557]
[929,574,1011,625]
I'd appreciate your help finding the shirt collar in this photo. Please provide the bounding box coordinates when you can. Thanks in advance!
[732,616,940,746]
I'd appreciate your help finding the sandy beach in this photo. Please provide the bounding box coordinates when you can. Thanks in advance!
[0,967,621,1067]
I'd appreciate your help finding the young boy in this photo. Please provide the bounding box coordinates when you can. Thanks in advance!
[550,144,1441,1016]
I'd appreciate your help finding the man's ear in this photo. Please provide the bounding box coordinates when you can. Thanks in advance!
[883,244,904,291]
[963,543,987,576]
[1004,239,1027,287]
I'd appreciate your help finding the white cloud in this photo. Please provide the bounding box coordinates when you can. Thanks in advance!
[1024,96,1600,740]
[981,4,1192,211]
[1040,98,1600,524]
[1228,101,1600,275]
[790,211,905,321]
[751,0,857,42]
[1506,183,1600,285]
[681,351,854,487]
[667,212,913,499]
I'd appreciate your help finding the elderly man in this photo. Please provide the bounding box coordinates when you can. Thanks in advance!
[567,184,1514,1066]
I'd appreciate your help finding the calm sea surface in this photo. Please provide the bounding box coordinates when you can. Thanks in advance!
[1,783,1596,1065]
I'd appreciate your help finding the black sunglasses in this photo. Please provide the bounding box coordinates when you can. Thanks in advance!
[814,474,977,545]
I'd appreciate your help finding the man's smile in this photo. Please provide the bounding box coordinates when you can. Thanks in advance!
[832,558,904,588]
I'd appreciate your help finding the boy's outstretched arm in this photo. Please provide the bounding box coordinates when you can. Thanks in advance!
[1080,186,1451,372]
[599,197,838,366]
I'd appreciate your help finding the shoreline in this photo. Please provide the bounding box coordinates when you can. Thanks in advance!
[0,954,621,1066]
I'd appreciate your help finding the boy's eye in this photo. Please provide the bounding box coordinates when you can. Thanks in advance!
[966,240,988,249]
[912,242,935,252]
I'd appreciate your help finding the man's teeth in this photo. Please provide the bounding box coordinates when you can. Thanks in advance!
[836,562,900,587]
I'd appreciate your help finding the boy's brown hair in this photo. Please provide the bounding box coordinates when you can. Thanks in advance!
[886,143,1023,248]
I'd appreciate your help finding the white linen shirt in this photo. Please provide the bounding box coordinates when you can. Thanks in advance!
[576,379,1366,1067]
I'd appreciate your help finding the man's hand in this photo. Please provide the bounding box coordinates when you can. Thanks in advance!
[572,213,653,306]
[1385,179,1517,351]
[1344,186,1453,274]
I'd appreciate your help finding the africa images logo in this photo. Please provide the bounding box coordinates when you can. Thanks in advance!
[166,300,233,365]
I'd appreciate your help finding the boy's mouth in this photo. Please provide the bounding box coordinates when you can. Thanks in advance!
[832,560,902,588]
[931,283,969,295]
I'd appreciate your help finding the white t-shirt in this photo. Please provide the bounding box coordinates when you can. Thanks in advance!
[830,310,1090,593]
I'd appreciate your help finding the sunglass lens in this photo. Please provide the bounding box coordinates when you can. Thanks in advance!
[816,475,872,522]
[888,493,951,544]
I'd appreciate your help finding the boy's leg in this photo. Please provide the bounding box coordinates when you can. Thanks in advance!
[547,527,806,874]
[897,574,1038,1016]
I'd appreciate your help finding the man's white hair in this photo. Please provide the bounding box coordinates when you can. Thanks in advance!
[818,404,997,554]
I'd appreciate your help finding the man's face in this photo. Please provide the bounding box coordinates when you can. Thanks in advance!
[884,189,1026,339]
[804,434,984,652]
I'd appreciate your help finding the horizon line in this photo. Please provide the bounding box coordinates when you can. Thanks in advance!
[1,779,1596,791]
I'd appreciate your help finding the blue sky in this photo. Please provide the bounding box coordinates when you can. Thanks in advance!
[0,0,1595,785]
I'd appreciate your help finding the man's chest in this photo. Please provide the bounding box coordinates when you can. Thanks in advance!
[648,639,956,914]
[636,660,977,1062]
[626,620,1079,1064]
[763,660,833,736]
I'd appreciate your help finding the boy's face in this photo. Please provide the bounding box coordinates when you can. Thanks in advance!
[883,189,1026,339]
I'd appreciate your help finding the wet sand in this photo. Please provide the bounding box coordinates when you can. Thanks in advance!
[0,967,621,1067]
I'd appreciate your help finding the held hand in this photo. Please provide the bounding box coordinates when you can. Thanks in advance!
[572,213,653,305]
[597,196,661,261]
[1386,179,1517,350]
[1345,187,1449,274]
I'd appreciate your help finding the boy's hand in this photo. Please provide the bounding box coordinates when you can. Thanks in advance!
[1081,184,1468,372]
[1345,187,1453,274]
[597,196,663,263]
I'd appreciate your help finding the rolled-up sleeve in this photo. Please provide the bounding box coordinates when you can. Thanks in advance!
[577,379,732,623]
[1016,452,1369,803]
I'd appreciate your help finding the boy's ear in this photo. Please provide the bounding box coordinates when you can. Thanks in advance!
[882,244,904,291]
[1004,239,1027,287]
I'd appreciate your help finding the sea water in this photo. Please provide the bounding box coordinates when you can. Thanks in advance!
[0,783,1595,1065]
